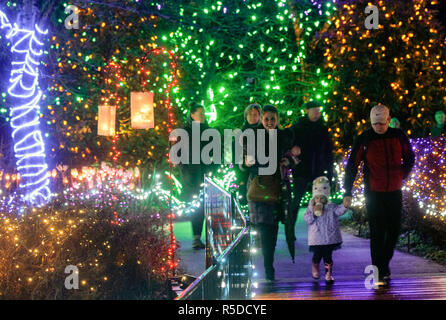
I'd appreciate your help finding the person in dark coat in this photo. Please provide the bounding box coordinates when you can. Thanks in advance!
[177,102,213,249]
[242,105,294,281]
[290,101,334,240]
[236,104,262,205]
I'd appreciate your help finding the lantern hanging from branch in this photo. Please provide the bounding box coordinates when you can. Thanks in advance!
[131,92,154,129]
[97,105,116,136]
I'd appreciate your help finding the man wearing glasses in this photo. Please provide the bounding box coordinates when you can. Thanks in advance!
[343,104,415,288]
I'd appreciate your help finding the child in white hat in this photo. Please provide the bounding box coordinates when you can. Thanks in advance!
[303,176,350,284]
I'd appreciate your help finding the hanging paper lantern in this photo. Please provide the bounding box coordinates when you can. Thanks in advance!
[97,105,116,136]
[131,92,154,129]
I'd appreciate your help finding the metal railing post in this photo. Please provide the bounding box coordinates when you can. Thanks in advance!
[176,177,252,300]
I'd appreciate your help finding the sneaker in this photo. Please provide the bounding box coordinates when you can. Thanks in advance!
[374,277,389,288]
[192,239,205,250]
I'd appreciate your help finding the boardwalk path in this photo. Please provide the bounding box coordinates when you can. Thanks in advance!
[174,209,446,300]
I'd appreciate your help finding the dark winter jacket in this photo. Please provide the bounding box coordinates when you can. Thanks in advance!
[236,121,261,166]
[234,121,261,204]
[244,125,294,225]
[344,127,415,196]
[177,117,213,200]
[291,117,334,182]
[241,121,261,131]
[242,125,294,179]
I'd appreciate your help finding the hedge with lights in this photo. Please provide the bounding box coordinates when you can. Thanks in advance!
[0,178,177,299]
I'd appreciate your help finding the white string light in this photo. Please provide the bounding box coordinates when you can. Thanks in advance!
[0,10,50,206]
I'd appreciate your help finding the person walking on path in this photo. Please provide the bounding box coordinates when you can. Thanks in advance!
[176,102,214,250]
[242,103,262,131]
[430,110,445,137]
[304,176,349,284]
[236,104,262,205]
[242,105,293,281]
[290,101,334,240]
[343,104,415,287]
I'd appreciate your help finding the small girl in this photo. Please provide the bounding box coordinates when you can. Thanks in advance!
[304,176,349,284]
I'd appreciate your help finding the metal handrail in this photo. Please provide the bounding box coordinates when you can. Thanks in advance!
[175,226,249,300]
[174,264,218,300]
[205,177,233,198]
[175,177,252,300]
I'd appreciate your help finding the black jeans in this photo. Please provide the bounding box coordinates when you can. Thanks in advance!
[191,205,204,237]
[254,223,279,277]
[312,245,334,264]
[182,169,205,237]
[365,190,403,277]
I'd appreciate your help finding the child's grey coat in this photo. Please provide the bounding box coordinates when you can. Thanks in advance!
[304,202,348,246]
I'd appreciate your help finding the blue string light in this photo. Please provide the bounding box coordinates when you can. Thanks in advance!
[0,10,51,206]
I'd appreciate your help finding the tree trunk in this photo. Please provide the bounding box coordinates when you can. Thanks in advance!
[17,0,39,27]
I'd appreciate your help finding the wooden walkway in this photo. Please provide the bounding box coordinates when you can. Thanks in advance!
[254,275,446,300]
[175,209,446,300]
[252,210,446,300]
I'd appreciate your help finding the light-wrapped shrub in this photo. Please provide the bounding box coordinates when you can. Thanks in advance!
[0,191,174,299]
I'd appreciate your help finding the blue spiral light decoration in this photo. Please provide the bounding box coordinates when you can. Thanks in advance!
[0,10,51,206]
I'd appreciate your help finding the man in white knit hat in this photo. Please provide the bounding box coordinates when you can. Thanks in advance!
[343,104,415,288]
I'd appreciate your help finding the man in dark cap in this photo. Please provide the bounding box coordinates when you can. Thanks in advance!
[289,101,334,239]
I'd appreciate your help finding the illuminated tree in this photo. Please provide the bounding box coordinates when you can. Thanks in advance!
[41,0,338,169]
[315,0,446,150]
[160,0,338,128]
[0,0,54,204]
[0,0,345,172]
[43,1,182,169]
